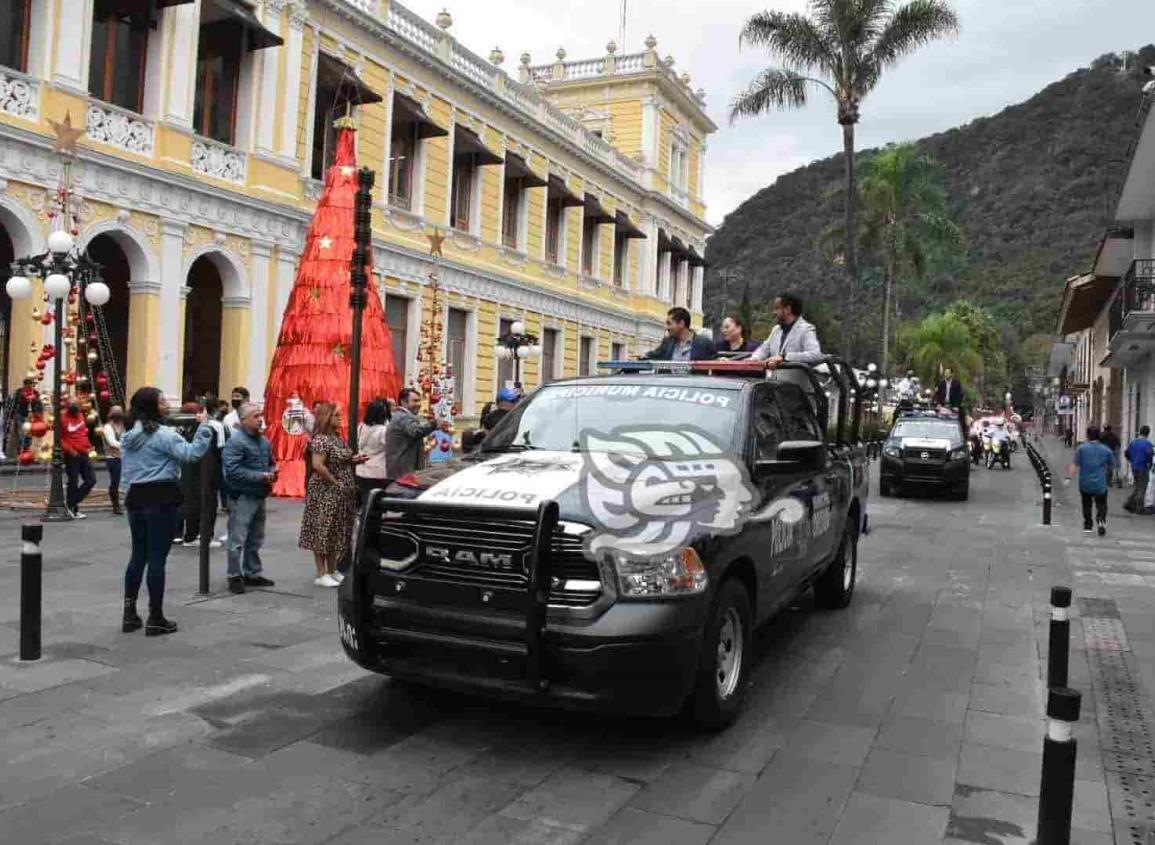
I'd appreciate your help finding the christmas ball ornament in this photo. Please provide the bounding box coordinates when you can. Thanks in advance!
[34,359,45,371]
[43,273,70,300]
[18,450,35,466]
[98,390,110,402]
[86,412,98,425]
[95,373,108,387]
[21,421,31,434]
[40,310,53,325]
[87,351,98,362]
[87,449,98,460]
[30,420,48,437]
[86,314,95,324]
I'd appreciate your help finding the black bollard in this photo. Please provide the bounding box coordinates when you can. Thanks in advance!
[1048,586,1072,689]
[20,523,43,661]
[1036,687,1082,845]
[1043,478,1053,525]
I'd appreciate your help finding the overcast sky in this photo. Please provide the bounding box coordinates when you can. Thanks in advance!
[405,0,1153,226]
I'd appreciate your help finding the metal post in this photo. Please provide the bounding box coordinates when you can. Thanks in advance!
[347,167,375,453]
[197,449,213,596]
[1036,687,1081,845]
[44,271,70,522]
[1048,586,1072,690]
[20,523,43,660]
[1043,476,1053,525]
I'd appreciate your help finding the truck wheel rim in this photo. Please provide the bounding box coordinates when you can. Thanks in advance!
[716,608,743,699]
[842,539,854,592]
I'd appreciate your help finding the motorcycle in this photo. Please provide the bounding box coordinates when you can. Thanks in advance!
[970,435,984,465]
[985,437,1011,470]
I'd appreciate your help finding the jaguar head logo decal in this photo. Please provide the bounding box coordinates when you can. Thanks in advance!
[579,426,755,558]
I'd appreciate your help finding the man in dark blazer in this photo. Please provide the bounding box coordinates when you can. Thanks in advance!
[934,368,964,408]
[642,307,715,361]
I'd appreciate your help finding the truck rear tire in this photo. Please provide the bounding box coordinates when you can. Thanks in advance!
[688,578,752,731]
[814,518,858,610]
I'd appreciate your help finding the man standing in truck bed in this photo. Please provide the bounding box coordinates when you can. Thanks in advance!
[750,294,823,370]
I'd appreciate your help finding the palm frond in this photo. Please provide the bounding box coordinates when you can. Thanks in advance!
[869,0,960,67]
[728,68,812,124]
[740,10,837,74]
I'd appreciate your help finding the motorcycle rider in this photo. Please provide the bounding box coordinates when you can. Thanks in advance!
[990,419,1011,468]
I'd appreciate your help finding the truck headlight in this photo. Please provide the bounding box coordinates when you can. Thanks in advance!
[613,548,707,597]
[949,447,968,461]
[883,444,901,458]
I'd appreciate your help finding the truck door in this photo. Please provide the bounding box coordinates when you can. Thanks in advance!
[747,385,809,614]
[773,383,840,575]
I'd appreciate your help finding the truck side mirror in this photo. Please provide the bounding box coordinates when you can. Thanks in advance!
[755,440,827,476]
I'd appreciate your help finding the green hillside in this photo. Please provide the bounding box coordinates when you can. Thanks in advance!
[704,47,1155,361]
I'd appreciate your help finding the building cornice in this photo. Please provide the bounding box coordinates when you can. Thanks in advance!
[0,123,310,249]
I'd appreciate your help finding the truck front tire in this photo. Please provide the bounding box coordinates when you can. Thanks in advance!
[688,578,753,731]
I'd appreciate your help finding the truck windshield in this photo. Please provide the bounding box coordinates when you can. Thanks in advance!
[891,420,958,440]
[483,383,742,455]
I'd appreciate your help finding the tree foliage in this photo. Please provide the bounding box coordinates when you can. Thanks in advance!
[942,300,1005,403]
[903,312,982,387]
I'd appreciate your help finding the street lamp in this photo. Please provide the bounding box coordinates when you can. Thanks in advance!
[495,321,542,388]
[8,227,105,521]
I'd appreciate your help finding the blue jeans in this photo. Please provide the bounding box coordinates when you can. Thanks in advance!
[125,505,181,608]
[65,454,96,511]
[227,494,266,579]
[106,457,122,495]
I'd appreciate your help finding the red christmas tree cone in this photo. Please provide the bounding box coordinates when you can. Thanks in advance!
[265,121,400,497]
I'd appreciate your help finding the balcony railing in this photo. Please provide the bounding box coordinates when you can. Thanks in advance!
[190,136,247,184]
[0,66,38,120]
[86,100,154,156]
[1108,259,1155,346]
[382,2,646,189]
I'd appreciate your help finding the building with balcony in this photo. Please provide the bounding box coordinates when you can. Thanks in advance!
[0,0,714,418]
[1053,88,1155,447]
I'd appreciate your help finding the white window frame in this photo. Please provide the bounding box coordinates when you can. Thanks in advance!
[442,303,477,415]
[579,335,595,376]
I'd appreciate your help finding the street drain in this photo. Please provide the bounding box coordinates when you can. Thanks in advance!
[1080,596,1155,823]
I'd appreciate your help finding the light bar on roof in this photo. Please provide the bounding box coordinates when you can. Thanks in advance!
[595,360,769,376]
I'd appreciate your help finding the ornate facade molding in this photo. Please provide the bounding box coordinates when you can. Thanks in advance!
[0,127,309,252]
[0,68,39,121]
[87,103,155,156]
[191,137,248,184]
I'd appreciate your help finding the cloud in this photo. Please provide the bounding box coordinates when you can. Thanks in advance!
[401,0,1151,224]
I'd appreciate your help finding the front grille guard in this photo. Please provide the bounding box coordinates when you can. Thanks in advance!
[355,492,560,690]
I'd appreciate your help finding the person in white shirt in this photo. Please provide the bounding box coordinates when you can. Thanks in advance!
[355,400,390,503]
[750,294,824,369]
[101,406,126,515]
[222,386,249,433]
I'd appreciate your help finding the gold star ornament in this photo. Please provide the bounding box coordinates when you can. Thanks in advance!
[49,112,84,155]
[339,166,356,177]
[427,229,445,258]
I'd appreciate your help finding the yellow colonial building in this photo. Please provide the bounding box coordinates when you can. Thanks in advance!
[0,0,714,418]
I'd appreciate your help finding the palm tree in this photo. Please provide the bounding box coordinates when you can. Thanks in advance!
[906,312,981,387]
[730,0,959,352]
[859,143,965,375]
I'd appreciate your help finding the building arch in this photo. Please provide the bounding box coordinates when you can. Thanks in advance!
[181,245,249,301]
[0,195,44,395]
[79,220,160,284]
[181,247,250,400]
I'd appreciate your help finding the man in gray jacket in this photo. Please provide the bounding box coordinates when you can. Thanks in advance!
[222,403,278,594]
[751,293,824,369]
[385,388,440,478]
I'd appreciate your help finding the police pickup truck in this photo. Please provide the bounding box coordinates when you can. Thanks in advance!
[879,405,970,500]
[338,358,870,729]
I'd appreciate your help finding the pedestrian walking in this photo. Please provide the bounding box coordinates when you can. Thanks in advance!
[61,401,96,519]
[1065,425,1117,536]
[120,387,213,636]
[100,405,126,515]
[385,388,439,478]
[300,402,364,587]
[1125,425,1154,513]
[354,399,390,504]
[222,402,278,595]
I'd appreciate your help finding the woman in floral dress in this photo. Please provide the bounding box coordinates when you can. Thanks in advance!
[299,402,364,587]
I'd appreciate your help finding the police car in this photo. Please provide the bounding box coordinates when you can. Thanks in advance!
[338,358,870,729]
[879,406,970,499]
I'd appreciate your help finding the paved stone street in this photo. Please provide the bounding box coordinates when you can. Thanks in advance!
[0,440,1153,844]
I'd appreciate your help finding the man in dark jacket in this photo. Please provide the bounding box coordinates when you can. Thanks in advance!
[385,388,440,477]
[222,403,278,594]
[933,368,964,408]
[642,307,715,361]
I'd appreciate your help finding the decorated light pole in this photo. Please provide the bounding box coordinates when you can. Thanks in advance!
[494,320,542,389]
[347,166,374,452]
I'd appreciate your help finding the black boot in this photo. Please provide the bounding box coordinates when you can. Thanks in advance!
[122,598,142,633]
[145,602,178,637]
[110,489,123,515]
